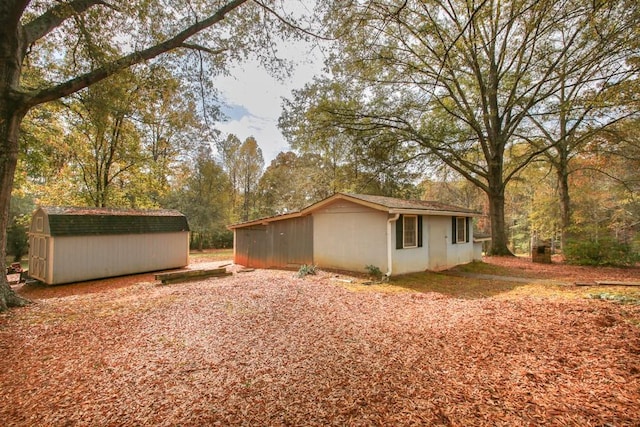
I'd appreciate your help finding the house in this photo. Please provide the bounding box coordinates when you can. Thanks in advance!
[228,193,484,276]
[28,207,190,285]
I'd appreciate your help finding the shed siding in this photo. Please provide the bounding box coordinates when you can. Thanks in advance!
[235,225,268,268]
[28,207,190,284]
[313,200,387,273]
[41,232,188,285]
[234,216,313,268]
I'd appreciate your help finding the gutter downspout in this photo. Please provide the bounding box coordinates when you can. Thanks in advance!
[387,213,400,278]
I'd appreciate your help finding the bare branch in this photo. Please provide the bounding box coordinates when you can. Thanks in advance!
[180,43,227,56]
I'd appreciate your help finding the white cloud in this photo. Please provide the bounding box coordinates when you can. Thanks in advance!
[213,40,325,164]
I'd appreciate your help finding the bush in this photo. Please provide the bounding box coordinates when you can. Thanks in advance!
[297,264,317,278]
[564,238,639,267]
[7,222,28,262]
[365,265,384,281]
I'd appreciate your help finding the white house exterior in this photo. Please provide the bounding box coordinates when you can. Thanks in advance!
[229,193,482,276]
[28,207,190,285]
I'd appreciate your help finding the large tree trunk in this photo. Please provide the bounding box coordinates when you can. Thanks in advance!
[556,158,571,252]
[0,106,31,311]
[485,165,513,256]
[0,3,31,310]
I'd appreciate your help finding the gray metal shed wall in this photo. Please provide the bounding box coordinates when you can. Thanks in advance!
[234,215,313,268]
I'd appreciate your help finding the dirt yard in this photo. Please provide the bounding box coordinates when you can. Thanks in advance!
[1,256,639,426]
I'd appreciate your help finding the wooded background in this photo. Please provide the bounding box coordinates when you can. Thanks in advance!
[4,0,640,269]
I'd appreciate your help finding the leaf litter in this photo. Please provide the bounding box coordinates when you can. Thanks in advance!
[0,264,639,426]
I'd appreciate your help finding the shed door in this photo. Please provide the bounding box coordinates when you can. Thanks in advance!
[29,235,48,280]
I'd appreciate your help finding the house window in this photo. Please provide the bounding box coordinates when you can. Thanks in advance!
[403,215,418,248]
[452,216,470,244]
[456,217,466,243]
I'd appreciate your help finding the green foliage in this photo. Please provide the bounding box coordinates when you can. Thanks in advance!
[7,223,28,262]
[190,230,233,250]
[6,195,34,262]
[297,264,317,278]
[365,264,383,281]
[588,292,640,305]
[565,238,639,267]
[166,144,232,250]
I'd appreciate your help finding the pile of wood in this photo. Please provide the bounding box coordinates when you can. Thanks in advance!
[155,267,231,285]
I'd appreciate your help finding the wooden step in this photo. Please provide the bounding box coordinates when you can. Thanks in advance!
[155,268,231,285]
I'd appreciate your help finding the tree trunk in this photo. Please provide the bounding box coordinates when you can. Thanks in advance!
[486,179,513,256]
[0,107,31,311]
[556,157,571,252]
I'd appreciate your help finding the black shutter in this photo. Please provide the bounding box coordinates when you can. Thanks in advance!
[466,217,471,243]
[418,216,423,247]
[451,217,457,244]
[396,214,403,249]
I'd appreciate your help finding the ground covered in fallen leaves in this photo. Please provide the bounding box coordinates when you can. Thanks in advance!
[1,257,639,426]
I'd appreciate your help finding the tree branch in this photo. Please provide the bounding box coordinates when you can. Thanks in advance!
[22,0,110,47]
[24,0,248,108]
[180,43,227,56]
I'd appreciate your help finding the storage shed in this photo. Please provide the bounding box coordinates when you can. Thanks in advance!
[28,207,190,285]
[229,193,483,276]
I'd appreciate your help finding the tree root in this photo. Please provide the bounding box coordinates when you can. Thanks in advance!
[0,281,31,312]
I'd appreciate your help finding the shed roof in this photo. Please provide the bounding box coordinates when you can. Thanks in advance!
[36,207,189,236]
[229,192,481,229]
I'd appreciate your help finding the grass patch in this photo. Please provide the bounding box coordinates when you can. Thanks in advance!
[189,249,233,262]
[389,271,526,299]
[335,260,640,301]
[449,259,542,278]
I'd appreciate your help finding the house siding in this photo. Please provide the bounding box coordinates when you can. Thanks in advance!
[229,193,481,276]
[392,215,475,273]
[313,200,387,273]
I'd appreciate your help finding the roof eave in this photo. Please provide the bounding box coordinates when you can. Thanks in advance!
[389,209,482,217]
[227,211,306,230]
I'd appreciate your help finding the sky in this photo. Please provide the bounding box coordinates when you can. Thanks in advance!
[214,41,325,164]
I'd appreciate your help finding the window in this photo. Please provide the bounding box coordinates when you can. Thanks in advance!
[396,215,422,249]
[452,217,470,244]
[456,217,466,243]
[403,215,418,248]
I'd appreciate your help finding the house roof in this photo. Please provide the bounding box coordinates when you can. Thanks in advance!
[36,206,190,236]
[228,192,481,229]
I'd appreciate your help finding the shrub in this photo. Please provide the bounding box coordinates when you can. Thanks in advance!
[564,238,639,267]
[297,264,317,278]
[365,264,384,281]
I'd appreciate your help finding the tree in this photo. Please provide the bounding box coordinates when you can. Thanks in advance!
[237,137,264,221]
[524,0,640,250]
[63,71,145,207]
[166,144,231,250]
[280,78,423,198]
[216,133,243,222]
[256,151,330,217]
[309,0,639,255]
[0,0,309,310]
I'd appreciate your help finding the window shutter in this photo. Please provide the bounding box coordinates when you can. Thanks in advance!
[418,216,423,247]
[466,217,471,243]
[396,215,403,249]
[451,217,457,244]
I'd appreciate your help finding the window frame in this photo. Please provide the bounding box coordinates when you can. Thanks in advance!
[455,216,467,243]
[403,215,418,248]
